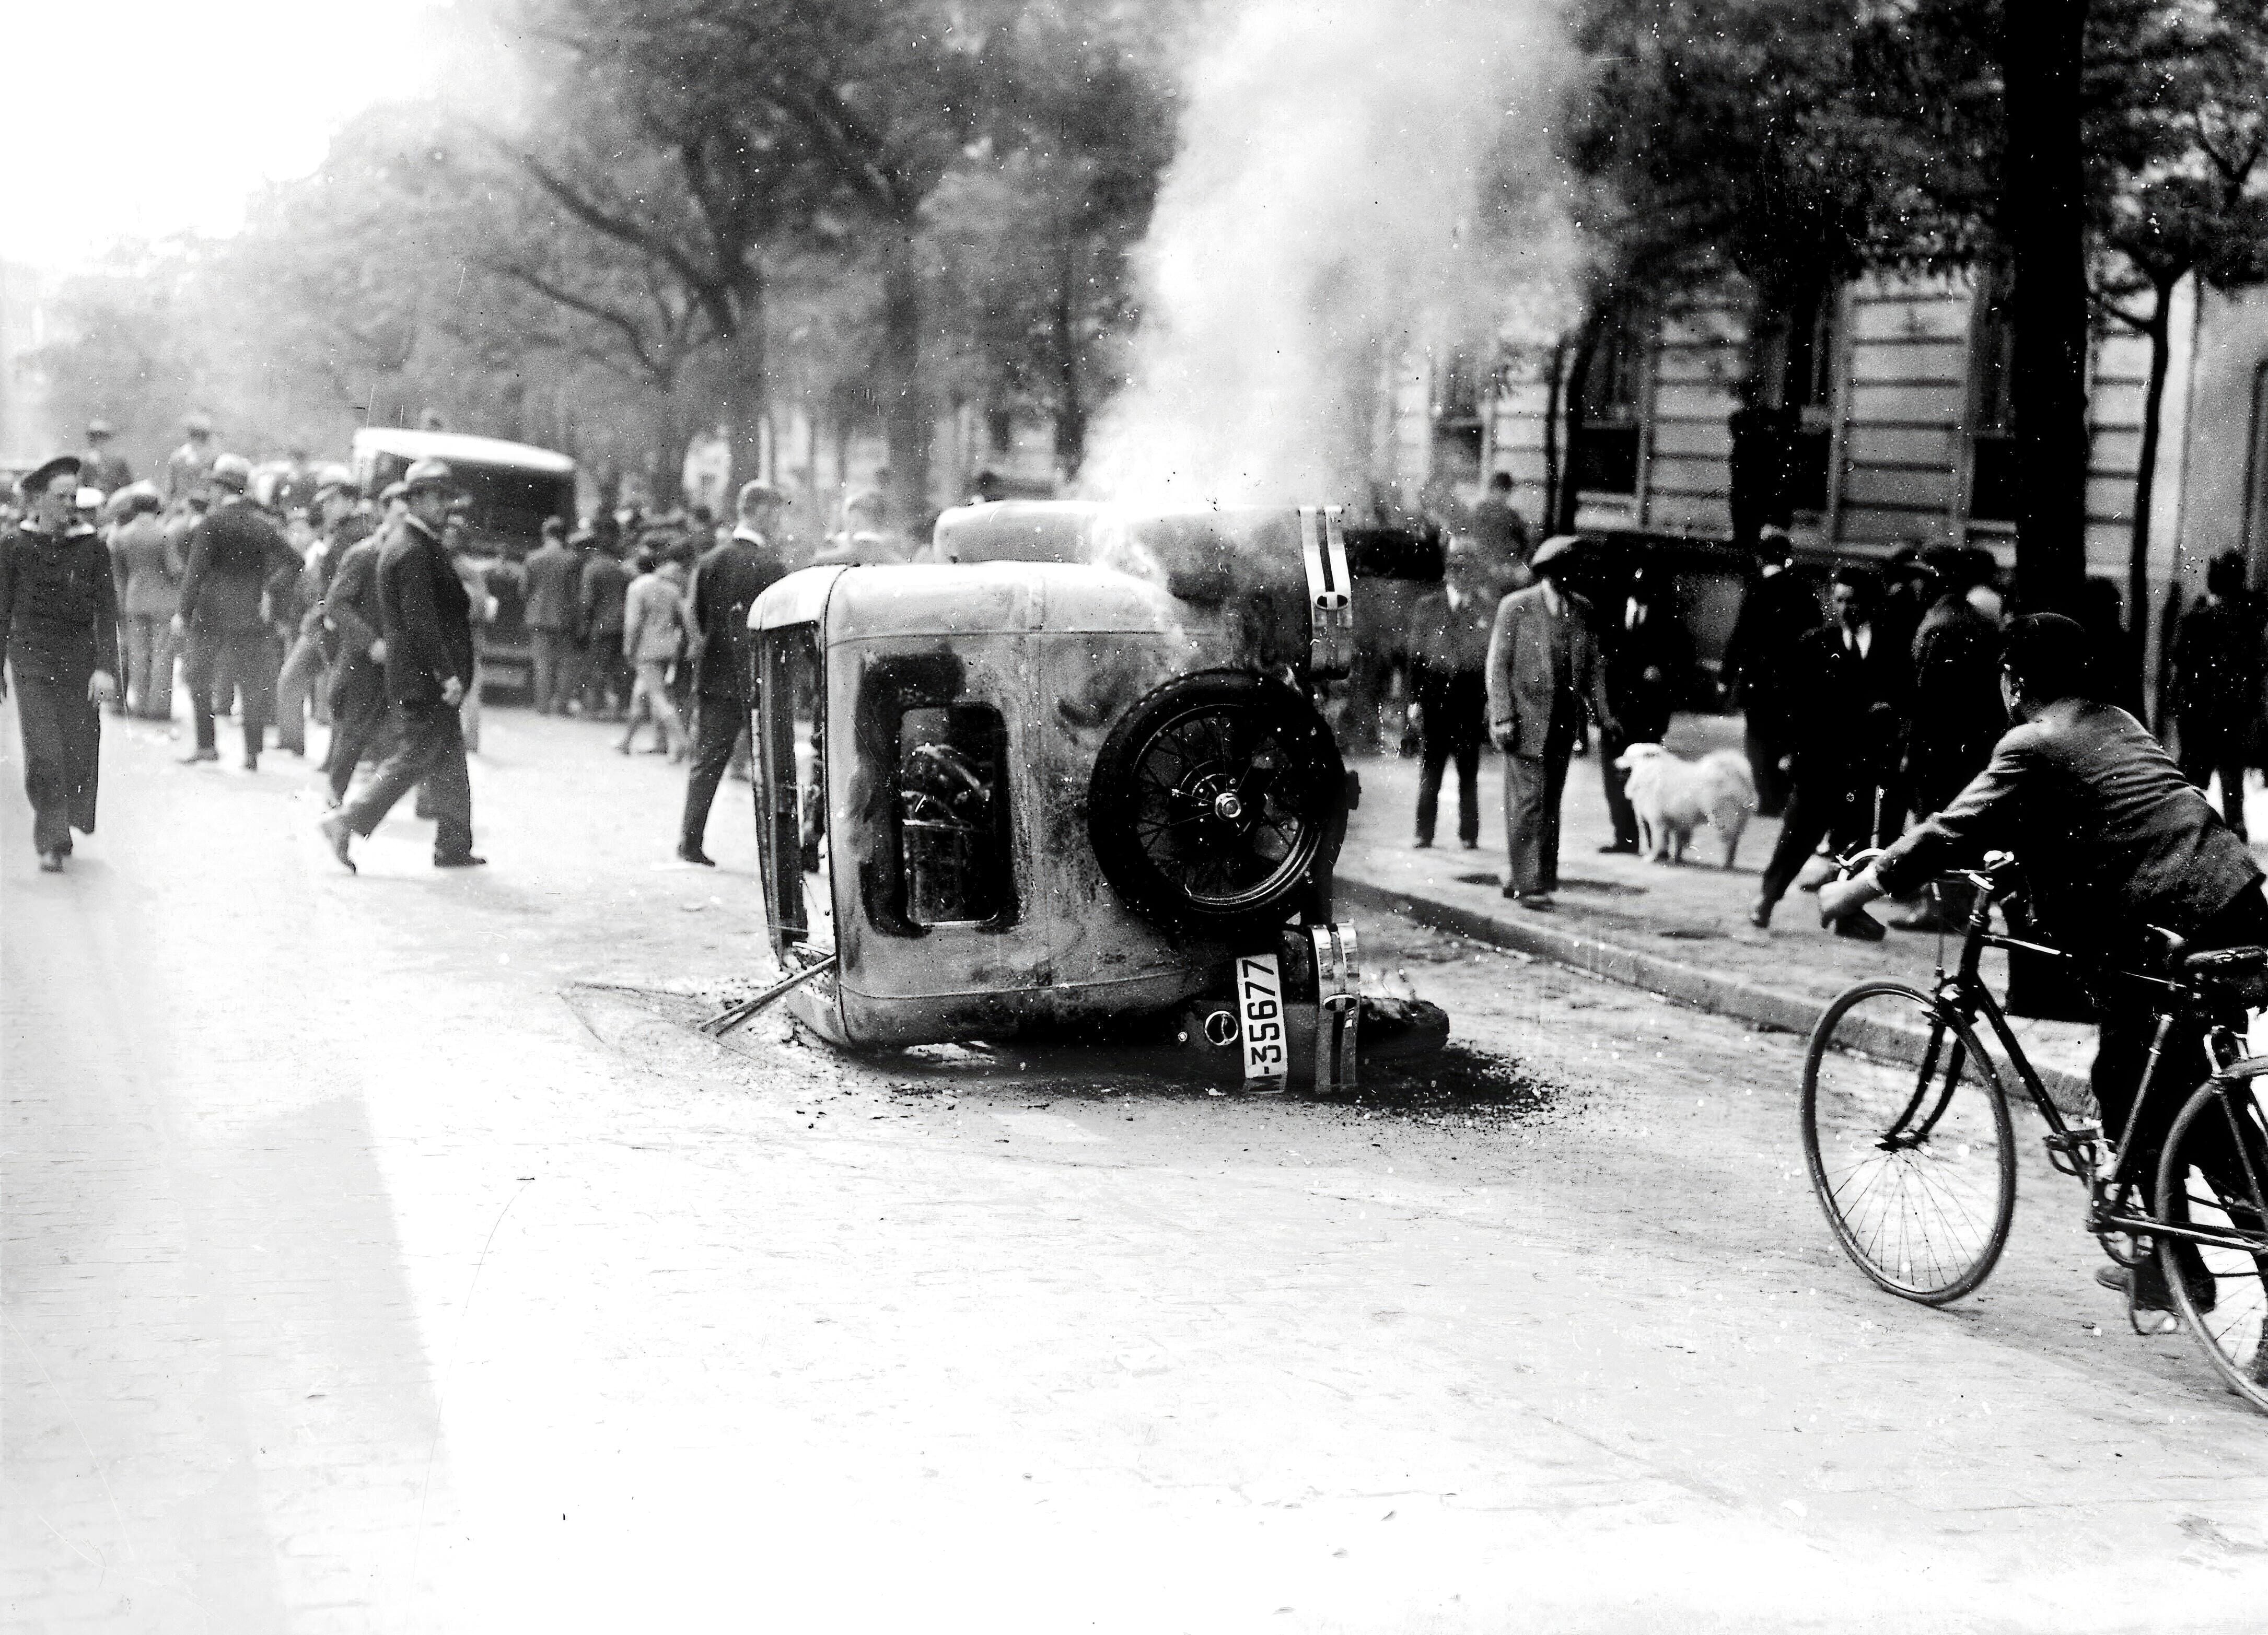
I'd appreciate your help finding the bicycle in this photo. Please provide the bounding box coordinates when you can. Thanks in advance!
[1799,849,2268,1410]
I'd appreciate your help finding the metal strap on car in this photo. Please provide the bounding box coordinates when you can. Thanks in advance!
[1297,505,1354,680]
[1309,923,1360,1092]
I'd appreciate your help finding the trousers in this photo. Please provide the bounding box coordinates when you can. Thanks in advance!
[13,670,100,854]
[621,659,688,753]
[2180,739,2251,842]
[184,627,272,757]
[340,700,474,859]
[1744,718,1791,817]
[531,628,578,713]
[1503,740,1574,896]
[681,694,750,851]
[274,628,329,753]
[326,691,390,803]
[1599,726,1667,849]
[119,614,175,720]
[1758,772,1880,908]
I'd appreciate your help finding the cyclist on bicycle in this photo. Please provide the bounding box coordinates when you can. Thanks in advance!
[1819,613,2266,1309]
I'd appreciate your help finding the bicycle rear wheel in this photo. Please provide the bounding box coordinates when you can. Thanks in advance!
[2156,1079,2268,1413]
[1801,980,2017,1303]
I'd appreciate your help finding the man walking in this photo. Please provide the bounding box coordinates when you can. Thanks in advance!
[274,468,367,758]
[577,539,633,717]
[0,457,120,872]
[1486,537,1618,909]
[522,516,582,714]
[318,485,402,805]
[680,481,790,864]
[320,461,482,870]
[173,455,301,770]
[108,487,178,720]
[1721,525,1817,817]
[1405,536,1495,850]
[618,551,692,758]
[1750,565,1907,934]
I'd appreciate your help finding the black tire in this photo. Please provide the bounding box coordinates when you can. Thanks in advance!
[1088,668,1347,942]
[1800,980,2017,1304]
[2156,1079,2268,1414]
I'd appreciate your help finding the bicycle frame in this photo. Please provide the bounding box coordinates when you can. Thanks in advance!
[1918,870,2268,1257]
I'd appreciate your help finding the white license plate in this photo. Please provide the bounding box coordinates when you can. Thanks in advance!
[1237,953,1288,1089]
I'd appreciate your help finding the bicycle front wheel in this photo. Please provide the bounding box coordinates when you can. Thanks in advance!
[2157,1078,2268,1413]
[1801,980,2017,1304]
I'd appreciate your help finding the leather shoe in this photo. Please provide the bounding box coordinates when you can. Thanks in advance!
[37,849,64,873]
[1833,910,1887,942]
[242,755,259,772]
[1599,840,1639,855]
[317,814,356,873]
[678,844,717,867]
[1413,837,1433,849]
[179,748,219,765]
[2096,1253,2216,1313]
[1749,899,1772,930]
[433,852,488,868]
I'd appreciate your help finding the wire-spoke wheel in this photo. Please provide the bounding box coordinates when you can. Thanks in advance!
[2157,1079,2268,1413]
[1801,980,2017,1303]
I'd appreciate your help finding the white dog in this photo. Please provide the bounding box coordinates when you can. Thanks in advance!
[1613,743,1756,868]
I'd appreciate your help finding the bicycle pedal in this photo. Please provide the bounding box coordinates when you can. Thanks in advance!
[2045,1122,2102,1177]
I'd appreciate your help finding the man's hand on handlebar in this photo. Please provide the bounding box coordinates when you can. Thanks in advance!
[1818,849,1887,928]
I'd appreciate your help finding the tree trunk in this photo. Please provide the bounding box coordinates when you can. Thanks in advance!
[1999,1,2092,616]
[1051,230,1086,478]
[878,225,931,532]
[2126,283,2174,710]
[1554,310,1604,536]
[714,298,769,502]
[1542,331,1568,532]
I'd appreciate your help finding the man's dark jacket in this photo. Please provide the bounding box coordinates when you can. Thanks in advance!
[375,515,473,707]
[176,498,300,634]
[2170,596,2266,763]
[1406,585,1494,747]
[1785,622,1908,786]
[1723,568,1819,735]
[690,531,787,702]
[1602,595,1696,745]
[322,532,389,715]
[579,552,632,637]
[0,520,119,682]
[1906,593,2004,799]
[1875,696,2263,958]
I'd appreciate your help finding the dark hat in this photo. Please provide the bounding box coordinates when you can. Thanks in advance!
[1529,535,1581,575]
[86,418,115,439]
[19,454,82,498]
[185,413,214,436]
[401,458,458,495]
[208,453,253,493]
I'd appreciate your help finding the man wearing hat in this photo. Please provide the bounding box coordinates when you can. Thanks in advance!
[166,415,218,502]
[521,515,584,714]
[1485,536,1618,908]
[274,468,368,757]
[679,480,792,864]
[173,454,303,769]
[317,482,402,804]
[1720,525,1818,817]
[0,457,120,871]
[319,459,483,870]
[108,485,177,720]
[80,421,132,495]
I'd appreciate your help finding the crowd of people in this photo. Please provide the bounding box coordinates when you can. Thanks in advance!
[0,414,925,875]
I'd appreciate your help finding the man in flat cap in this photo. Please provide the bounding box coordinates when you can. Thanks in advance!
[80,421,133,495]
[679,480,792,864]
[166,414,218,503]
[1485,535,1618,909]
[0,457,120,871]
[173,453,303,770]
[320,459,483,870]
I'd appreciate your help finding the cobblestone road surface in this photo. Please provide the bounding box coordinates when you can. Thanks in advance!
[6,707,2267,1632]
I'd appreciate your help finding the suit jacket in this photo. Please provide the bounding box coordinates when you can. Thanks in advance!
[109,512,180,617]
[1909,593,2003,762]
[1485,585,1615,756]
[1786,622,1908,783]
[1722,567,1821,733]
[322,535,386,714]
[2171,597,2266,756]
[691,531,788,700]
[375,516,473,706]
[579,553,631,636]
[522,541,583,632]
[1874,696,2263,958]
[1601,595,1696,743]
[176,498,300,634]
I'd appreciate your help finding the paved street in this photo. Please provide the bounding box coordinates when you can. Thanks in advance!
[9,705,2268,1633]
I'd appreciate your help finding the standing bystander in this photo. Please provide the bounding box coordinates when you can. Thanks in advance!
[1721,525,1817,817]
[172,456,301,770]
[1598,564,1695,853]
[1404,536,1495,850]
[522,517,582,714]
[2170,551,2264,841]
[80,421,132,496]
[679,480,792,863]
[578,540,633,717]
[618,551,692,758]
[107,487,178,720]
[164,414,217,502]
[1485,537,1619,909]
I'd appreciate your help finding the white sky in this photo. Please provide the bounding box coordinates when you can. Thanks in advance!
[4,1,443,271]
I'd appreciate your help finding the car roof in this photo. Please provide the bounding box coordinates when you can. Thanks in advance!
[349,428,576,476]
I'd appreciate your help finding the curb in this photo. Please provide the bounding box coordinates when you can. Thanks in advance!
[1340,872,2091,1113]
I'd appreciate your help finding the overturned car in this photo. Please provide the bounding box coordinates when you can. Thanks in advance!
[745,500,1447,1089]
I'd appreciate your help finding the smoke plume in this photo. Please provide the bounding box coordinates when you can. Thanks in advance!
[1081,0,1580,507]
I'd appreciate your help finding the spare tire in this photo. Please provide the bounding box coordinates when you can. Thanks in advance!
[1088,668,1348,940]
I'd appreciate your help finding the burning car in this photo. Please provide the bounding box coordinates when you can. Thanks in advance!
[743,500,1446,1089]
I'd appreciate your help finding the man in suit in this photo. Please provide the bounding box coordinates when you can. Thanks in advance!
[576,539,634,717]
[1485,536,1619,909]
[1822,614,2266,1313]
[80,421,132,495]
[319,460,482,870]
[172,454,303,770]
[1894,544,2006,930]
[1405,535,1495,850]
[165,415,218,502]
[522,516,583,714]
[1598,563,1695,853]
[1721,525,1819,817]
[680,480,793,865]
[1751,565,1907,933]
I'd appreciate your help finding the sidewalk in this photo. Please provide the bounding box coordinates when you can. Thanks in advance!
[1333,716,2268,1103]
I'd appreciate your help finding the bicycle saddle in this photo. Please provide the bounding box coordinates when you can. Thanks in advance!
[2180,945,2268,979]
